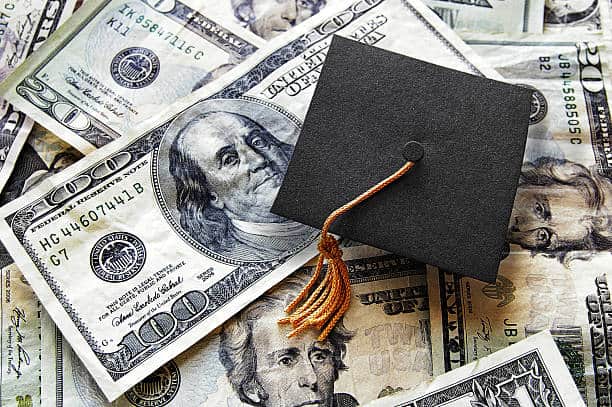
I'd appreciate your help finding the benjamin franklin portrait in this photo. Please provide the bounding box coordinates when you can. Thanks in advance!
[156,99,317,263]
[219,275,358,407]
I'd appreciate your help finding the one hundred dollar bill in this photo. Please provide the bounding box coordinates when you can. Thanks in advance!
[1,264,41,407]
[0,0,501,400]
[427,253,612,406]
[425,0,545,34]
[366,331,585,407]
[0,0,265,154]
[0,0,76,192]
[42,247,432,406]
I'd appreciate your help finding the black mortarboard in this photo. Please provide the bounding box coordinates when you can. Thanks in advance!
[271,36,532,283]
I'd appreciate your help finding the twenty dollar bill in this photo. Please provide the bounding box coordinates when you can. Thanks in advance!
[0,0,264,153]
[428,253,612,406]
[366,331,585,407]
[0,0,77,192]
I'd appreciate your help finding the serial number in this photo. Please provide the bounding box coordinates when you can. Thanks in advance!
[38,183,144,266]
[106,4,205,61]
[0,3,15,37]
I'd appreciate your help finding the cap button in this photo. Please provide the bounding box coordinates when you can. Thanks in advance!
[402,141,424,162]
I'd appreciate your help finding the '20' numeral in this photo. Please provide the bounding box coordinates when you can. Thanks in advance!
[16,77,91,131]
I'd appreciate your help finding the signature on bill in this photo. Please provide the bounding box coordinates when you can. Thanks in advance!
[8,306,31,378]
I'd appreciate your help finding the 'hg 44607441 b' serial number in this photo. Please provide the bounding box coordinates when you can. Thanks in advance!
[37,183,144,267]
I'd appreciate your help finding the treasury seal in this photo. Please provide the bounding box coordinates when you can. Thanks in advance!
[90,232,146,283]
[125,361,181,407]
[110,47,160,89]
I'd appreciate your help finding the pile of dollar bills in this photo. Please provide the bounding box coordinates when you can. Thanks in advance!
[0,0,610,406]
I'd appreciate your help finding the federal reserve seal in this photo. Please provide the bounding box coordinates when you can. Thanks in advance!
[125,361,181,407]
[90,232,146,282]
[518,84,548,125]
[110,47,160,89]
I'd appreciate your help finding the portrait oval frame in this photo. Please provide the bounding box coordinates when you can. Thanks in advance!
[152,96,318,265]
[544,0,599,25]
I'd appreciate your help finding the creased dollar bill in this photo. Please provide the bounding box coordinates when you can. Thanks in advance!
[425,0,545,34]
[544,0,607,34]
[42,247,432,406]
[426,34,612,407]
[0,0,501,400]
[0,0,76,192]
[1,264,41,407]
[205,0,545,40]
[0,124,81,268]
[459,36,612,258]
[0,0,265,154]
[366,331,585,407]
[427,253,612,406]
[1,123,82,206]
[201,0,330,41]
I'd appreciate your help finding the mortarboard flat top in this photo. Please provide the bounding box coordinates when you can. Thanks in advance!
[271,36,532,283]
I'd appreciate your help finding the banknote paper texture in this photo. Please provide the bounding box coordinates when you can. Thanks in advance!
[425,0,545,34]
[366,331,586,407]
[42,247,432,406]
[427,255,612,406]
[1,264,41,407]
[201,0,330,41]
[0,0,265,154]
[204,0,545,40]
[543,0,606,34]
[0,0,502,400]
[426,32,612,407]
[464,38,612,182]
[0,0,77,192]
[465,35,612,267]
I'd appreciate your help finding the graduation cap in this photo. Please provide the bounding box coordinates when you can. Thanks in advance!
[273,36,532,340]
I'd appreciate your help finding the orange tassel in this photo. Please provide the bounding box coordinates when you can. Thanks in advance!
[279,161,416,341]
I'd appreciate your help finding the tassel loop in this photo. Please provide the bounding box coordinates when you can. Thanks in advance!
[318,233,343,259]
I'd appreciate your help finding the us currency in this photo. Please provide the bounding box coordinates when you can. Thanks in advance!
[366,331,586,407]
[543,0,607,34]
[426,37,612,407]
[1,124,82,206]
[459,38,612,254]
[0,0,266,154]
[0,0,76,192]
[203,0,544,40]
[0,0,502,399]
[1,127,81,407]
[428,253,612,406]
[0,124,81,267]
[1,264,41,407]
[201,0,330,41]
[425,0,545,34]
[42,247,432,406]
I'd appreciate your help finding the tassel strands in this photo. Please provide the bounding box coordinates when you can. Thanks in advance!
[279,160,416,341]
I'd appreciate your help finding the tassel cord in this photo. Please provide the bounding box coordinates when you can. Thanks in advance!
[279,161,416,341]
